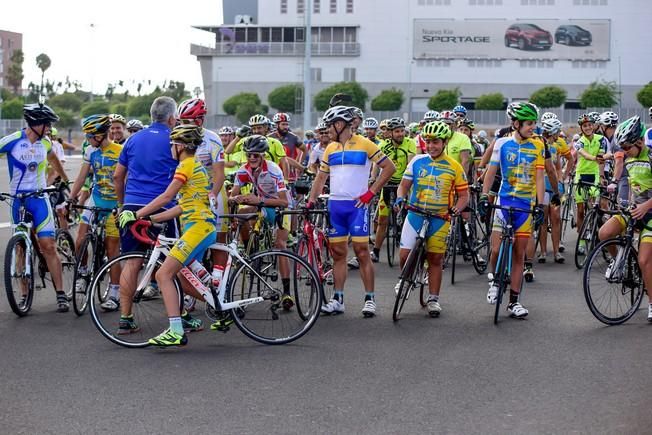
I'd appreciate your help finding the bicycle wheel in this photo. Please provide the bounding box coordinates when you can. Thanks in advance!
[72,235,95,316]
[574,210,595,269]
[387,209,396,267]
[418,264,429,308]
[89,252,183,348]
[393,239,423,321]
[4,234,35,316]
[493,239,510,325]
[55,229,75,297]
[317,231,334,304]
[228,249,321,345]
[470,212,490,275]
[449,219,459,285]
[583,238,644,325]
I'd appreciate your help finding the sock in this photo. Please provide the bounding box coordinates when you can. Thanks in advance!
[428,294,439,302]
[109,284,120,300]
[120,314,133,320]
[525,261,533,269]
[509,291,519,305]
[55,290,64,296]
[373,248,380,256]
[333,291,343,303]
[180,310,191,320]
[282,278,290,294]
[365,292,375,301]
[169,316,184,335]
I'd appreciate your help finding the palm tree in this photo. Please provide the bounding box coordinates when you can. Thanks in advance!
[36,53,52,100]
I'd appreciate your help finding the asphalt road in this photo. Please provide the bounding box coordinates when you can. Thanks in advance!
[0,158,651,435]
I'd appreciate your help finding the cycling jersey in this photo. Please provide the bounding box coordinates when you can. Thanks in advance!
[233,136,287,166]
[308,143,326,167]
[403,153,468,215]
[196,129,224,183]
[490,136,545,202]
[173,156,214,226]
[234,159,287,200]
[320,135,387,200]
[575,134,607,175]
[624,145,652,204]
[445,131,473,166]
[83,141,123,202]
[380,137,417,183]
[646,128,652,151]
[0,130,52,194]
[51,140,65,163]
[270,130,302,160]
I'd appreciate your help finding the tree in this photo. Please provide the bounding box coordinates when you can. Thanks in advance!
[49,92,84,113]
[163,80,189,101]
[6,49,24,94]
[268,84,302,113]
[427,88,461,111]
[1,98,24,119]
[474,93,505,110]
[235,99,263,124]
[55,109,77,128]
[371,88,404,111]
[127,93,161,119]
[314,82,368,111]
[111,103,129,116]
[636,82,652,108]
[35,53,52,97]
[80,100,111,118]
[580,81,618,109]
[223,92,261,116]
[529,86,567,108]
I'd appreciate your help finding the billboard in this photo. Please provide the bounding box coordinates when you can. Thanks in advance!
[413,19,610,61]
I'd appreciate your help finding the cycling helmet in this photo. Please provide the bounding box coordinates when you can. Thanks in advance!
[614,116,644,145]
[408,122,420,134]
[379,119,389,130]
[599,111,619,127]
[541,112,558,122]
[457,118,475,130]
[242,134,270,153]
[423,110,440,122]
[236,125,252,137]
[126,119,144,131]
[110,113,126,125]
[439,111,456,124]
[386,117,406,130]
[506,102,539,122]
[305,130,315,138]
[329,93,353,107]
[82,114,112,135]
[316,120,327,131]
[218,126,234,135]
[587,112,601,123]
[421,121,452,140]
[478,130,487,139]
[649,106,652,121]
[577,113,593,126]
[272,112,290,123]
[50,127,59,138]
[351,107,364,120]
[541,118,563,135]
[170,124,203,148]
[24,103,59,126]
[363,117,379,129]
[322,105,354,125]
[453,105,467,116]
[248,114,269,127]
[177,98,207,120]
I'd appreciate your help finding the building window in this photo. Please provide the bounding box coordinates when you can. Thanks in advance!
[346,0,354,13]
[311,68,322,82]
[344,67,356,81]
[330,0,337,13]
[271,27,283,42]
[468,59,502,67]
[280,0,288,14]
[298,0,305,13]
[520,59,553,68]
[416,59,451,67]
[314,0,321,13]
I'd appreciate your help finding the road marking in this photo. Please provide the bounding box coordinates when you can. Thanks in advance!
[0,222,12,229]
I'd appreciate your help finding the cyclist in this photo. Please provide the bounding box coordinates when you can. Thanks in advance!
[46,127,71,231]
[408,122,420,139]
[597,116,652,322]
[67,115,123,311]
[219,126,242,177]
[479,102,546,319]
[602,112,630,203]
[456,118,482,179]
[441,111,473,175]
[126,119,144,135]
[574,113,608,255]
[308,121,329,173]
[114,96,180,315]
[417,110,440,153]
[176,98,228,288]
[453,105,467,120]
[120,124,214,346]
[372,117,416,263]
[269,112,307,181]
[307,106,396,317]
[379,119,392,140]
[0,103,70,312]
[230,135,294,309]
[363,118,380,144]
[109,113,127,144]
[646,107,652,150]
[351,107,364,132]
[395,121,469,317]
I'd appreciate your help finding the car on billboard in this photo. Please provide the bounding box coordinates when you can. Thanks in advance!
[554,24,592,46]
[504,23,553,50]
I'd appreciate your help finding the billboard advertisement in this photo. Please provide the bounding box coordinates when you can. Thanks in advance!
[413,19,610,60]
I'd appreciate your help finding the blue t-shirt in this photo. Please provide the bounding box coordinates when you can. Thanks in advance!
[118,122,177,207]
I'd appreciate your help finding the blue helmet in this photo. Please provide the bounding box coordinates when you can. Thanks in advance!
[453,105,467,117]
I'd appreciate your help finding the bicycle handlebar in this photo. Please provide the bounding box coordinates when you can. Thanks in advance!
[71,204,115,213]
[0,186,61,202]
[129,219,165,245]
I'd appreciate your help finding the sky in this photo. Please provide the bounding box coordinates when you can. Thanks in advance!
[2,0,223,96]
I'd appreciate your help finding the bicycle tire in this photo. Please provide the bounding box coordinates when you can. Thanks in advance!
[583,238,644,325]
[387,208,396,267]
[493,238,510,325]
[4,234,34,317]
[89,252,183,348]
[72,235,95,316]
[470,212,490,275]
[228,249,321,345]
[393,238,423,321]
[55,228,75,297]
[574,210,595,269]
[450,218,458,285]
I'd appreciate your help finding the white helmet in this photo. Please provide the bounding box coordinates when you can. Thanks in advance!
[542,118,563,135]
[423,110,440,122]
[363,117,379,129]
[322,106,354,125]
[218,126,235,135]
[599,111,619,127]
[541,112,558,122]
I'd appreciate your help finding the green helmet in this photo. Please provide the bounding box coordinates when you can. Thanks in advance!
[506,102,539,122]
[82,114,112,135]
[408,122,420,134]
[421,121,452,140]
[614,116,645,145]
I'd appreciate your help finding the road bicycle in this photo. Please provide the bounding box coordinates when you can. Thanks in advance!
[559,178,575,252]
[381,184,405,267]
[574,181,615,269]
[1,186,75,316]
[583,206,650,325]
[89,216,322,348]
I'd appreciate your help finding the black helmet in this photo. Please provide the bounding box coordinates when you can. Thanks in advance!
[24,103,59,126]
[329,93,353,108]
[242,134,270,154]
[386,117,406,130]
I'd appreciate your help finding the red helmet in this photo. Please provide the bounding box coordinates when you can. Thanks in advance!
[273,113,291,123]
[177,98,207,119]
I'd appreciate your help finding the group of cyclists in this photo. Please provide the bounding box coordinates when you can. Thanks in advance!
[2,91,651,347]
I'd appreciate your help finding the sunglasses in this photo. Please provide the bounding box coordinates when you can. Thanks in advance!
[619,143,635,150]
[246,152,263,158]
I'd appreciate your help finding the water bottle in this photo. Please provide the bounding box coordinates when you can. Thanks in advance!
[188,260,211,286]
[212,265,225,288]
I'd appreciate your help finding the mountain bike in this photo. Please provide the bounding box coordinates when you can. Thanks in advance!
[89,216,322,348]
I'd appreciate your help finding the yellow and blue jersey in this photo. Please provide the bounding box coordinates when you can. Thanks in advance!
[490,136,545,202]
[84,141,122,202]
[173,157,214,226]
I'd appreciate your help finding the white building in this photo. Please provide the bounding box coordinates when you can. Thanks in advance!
[191,0,650,123]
